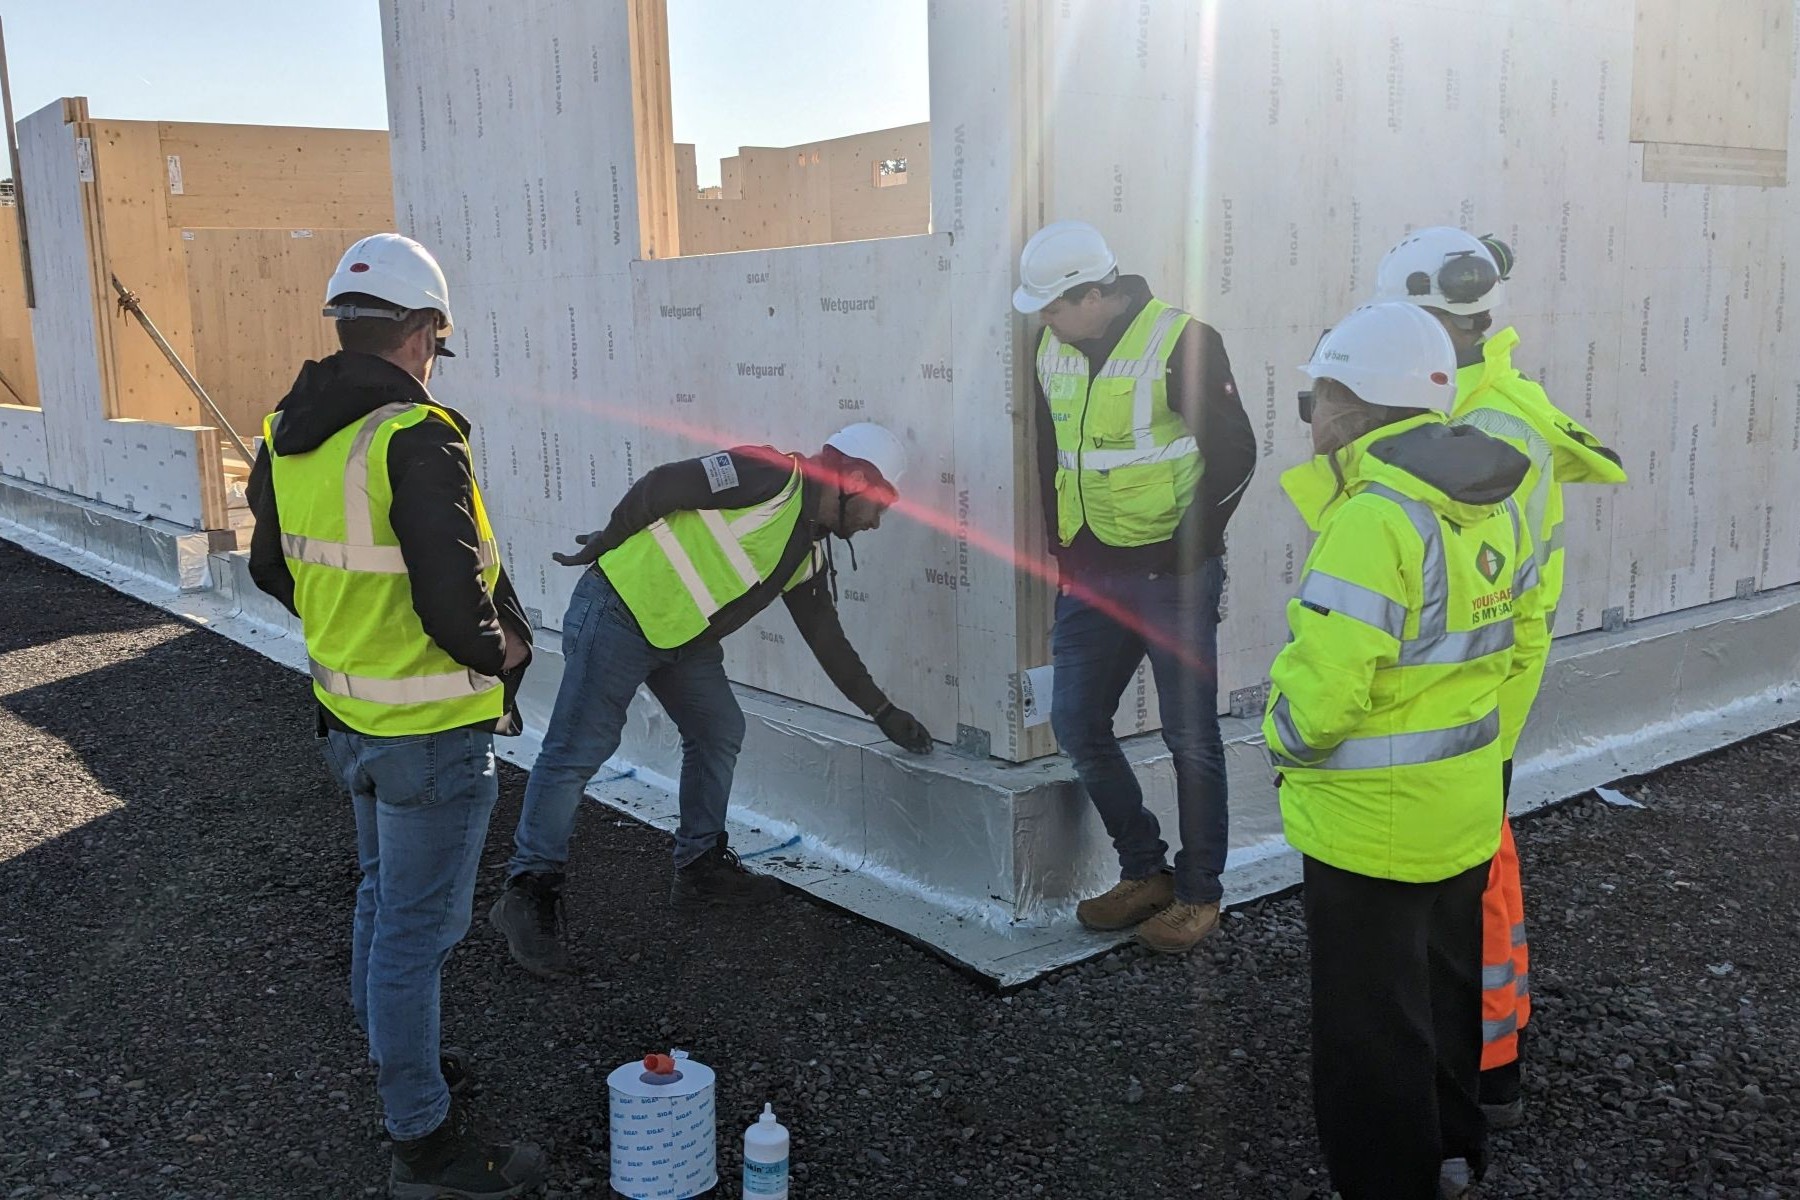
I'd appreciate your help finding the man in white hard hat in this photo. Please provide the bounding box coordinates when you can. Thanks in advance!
[1014,219,1256,954]
[1372,226,1626,1131]
[1267,301,1548,1199]
[491,423,933,977]
[246,233,546,1197]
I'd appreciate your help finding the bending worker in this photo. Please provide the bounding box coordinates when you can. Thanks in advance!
[491,424,933,978]
[1014,219,1256,954]
[247,234,546,1198]
[1264,302,1550,1198]
[1372,226,1628,1127]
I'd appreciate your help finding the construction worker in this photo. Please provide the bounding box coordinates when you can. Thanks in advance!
[490,424,933,977]
[1264,302,1550,1199]
[246,233,546,1198]
[1014,219,1256,953]
[1373,226,1628,1128]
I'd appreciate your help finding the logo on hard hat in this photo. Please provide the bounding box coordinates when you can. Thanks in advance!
[349,262,370,273]
[1430,371,1449,384]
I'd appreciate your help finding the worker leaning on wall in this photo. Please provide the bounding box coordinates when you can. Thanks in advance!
[1263,301,1550,1200]
[245,233,549,1199]
[489,423,934,979]
[1370,226,1629,1130]
[1014,219,1258,956]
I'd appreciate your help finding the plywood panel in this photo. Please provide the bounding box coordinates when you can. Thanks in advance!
[90,120,198,426]
[159,123,393,230]
[1630,0,1792,151]
[0,203,37,404]
[183,227,376,441]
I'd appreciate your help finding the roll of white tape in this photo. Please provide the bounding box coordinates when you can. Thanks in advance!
[607,1053,718,1200]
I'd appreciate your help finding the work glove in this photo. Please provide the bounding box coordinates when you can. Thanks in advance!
[553,530,606,567]
[874,702,933,754]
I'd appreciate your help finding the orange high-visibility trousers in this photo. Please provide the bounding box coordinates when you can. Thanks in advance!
[1479,817,1530,1071]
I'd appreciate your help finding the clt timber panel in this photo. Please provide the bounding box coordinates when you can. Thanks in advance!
[384,0,1800,759]
[0,204,36,405]
[159,123,393,230]
[184,227,377,439]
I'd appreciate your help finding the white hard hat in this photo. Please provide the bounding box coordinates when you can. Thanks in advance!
[1372,225,1507,316]
[323,233,455,338]
[825,422,909,488]
[1012,219,1119,314]
[1299,302,1458,412]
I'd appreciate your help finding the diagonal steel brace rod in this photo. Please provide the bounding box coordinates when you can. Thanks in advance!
[111,274,254,466]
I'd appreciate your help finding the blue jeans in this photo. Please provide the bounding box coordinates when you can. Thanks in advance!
[511,569,745,875]
[321,726,498,1141]
[1050,558,1229,905]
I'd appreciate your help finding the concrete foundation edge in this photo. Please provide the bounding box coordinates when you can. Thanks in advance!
[3,477,1795,986]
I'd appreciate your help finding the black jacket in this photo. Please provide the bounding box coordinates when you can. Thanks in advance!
[246,352,533,736]
[559,447,889,715]
[1033,275,1257,579]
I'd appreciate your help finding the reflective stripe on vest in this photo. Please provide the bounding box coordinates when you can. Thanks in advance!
[272,406,500,578]
[310,659,498,705]
[1313,483,1518,669]
[1312,710,1500,772]
[1482,960,1516,990]
[1483,1012,1520,1044]
[279,532,500,573]
[1054,437,1200,473]
[641,465,803,622]
[1452,405,1556,571]
[1297,571,1407,641]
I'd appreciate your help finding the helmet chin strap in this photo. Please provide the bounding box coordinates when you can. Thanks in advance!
[834,489,860,572]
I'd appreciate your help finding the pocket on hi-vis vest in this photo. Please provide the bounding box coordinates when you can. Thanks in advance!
[702,452,739,493]
[1105,463,1180,543]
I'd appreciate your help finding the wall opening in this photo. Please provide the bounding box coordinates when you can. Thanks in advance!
[649,0,930,256]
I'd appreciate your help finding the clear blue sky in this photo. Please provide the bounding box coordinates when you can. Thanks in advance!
[2,0,929,188]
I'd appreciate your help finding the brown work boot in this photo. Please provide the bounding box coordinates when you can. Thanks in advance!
[1134,899,1221,954]
[1075,873,1175,932]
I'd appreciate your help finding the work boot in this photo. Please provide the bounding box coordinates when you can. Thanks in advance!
[440,1047,474,1097]
[1075,873,1175,932]
[489,872,572,979]
[1438,1156,1474,1197]
[388,1096,548,1199]
[669,835,783,910]
[1134,899,1222,954]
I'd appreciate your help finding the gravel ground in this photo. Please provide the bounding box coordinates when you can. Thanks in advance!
[1,536,1796,1200]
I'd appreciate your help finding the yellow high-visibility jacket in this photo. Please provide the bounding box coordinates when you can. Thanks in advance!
[1265,414,1551,882]
[1451,326,1627,754]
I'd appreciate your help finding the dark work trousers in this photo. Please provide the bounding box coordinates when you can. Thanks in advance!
[1481,759,1526,1105]
[1304,855,1490,1200]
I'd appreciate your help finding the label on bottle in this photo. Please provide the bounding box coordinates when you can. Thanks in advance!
[743,1155,789,1196]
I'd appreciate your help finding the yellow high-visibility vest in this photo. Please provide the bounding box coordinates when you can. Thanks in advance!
[266,402,504,736]
[1039,298,1203,547]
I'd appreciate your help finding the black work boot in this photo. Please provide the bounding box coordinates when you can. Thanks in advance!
[388,1097,547,1199]
[439,1047,476,1097]
[488,872,572,978]
[669,834,783,910]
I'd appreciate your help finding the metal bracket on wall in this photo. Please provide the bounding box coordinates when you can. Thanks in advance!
[1735,577,1758,600]
[1229,682,1271,720]
[1602,607,1628,633]
[954,723,992,761]
[525,606,544,631]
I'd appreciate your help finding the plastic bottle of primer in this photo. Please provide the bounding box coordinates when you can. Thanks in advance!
[742,1102,790,1198]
